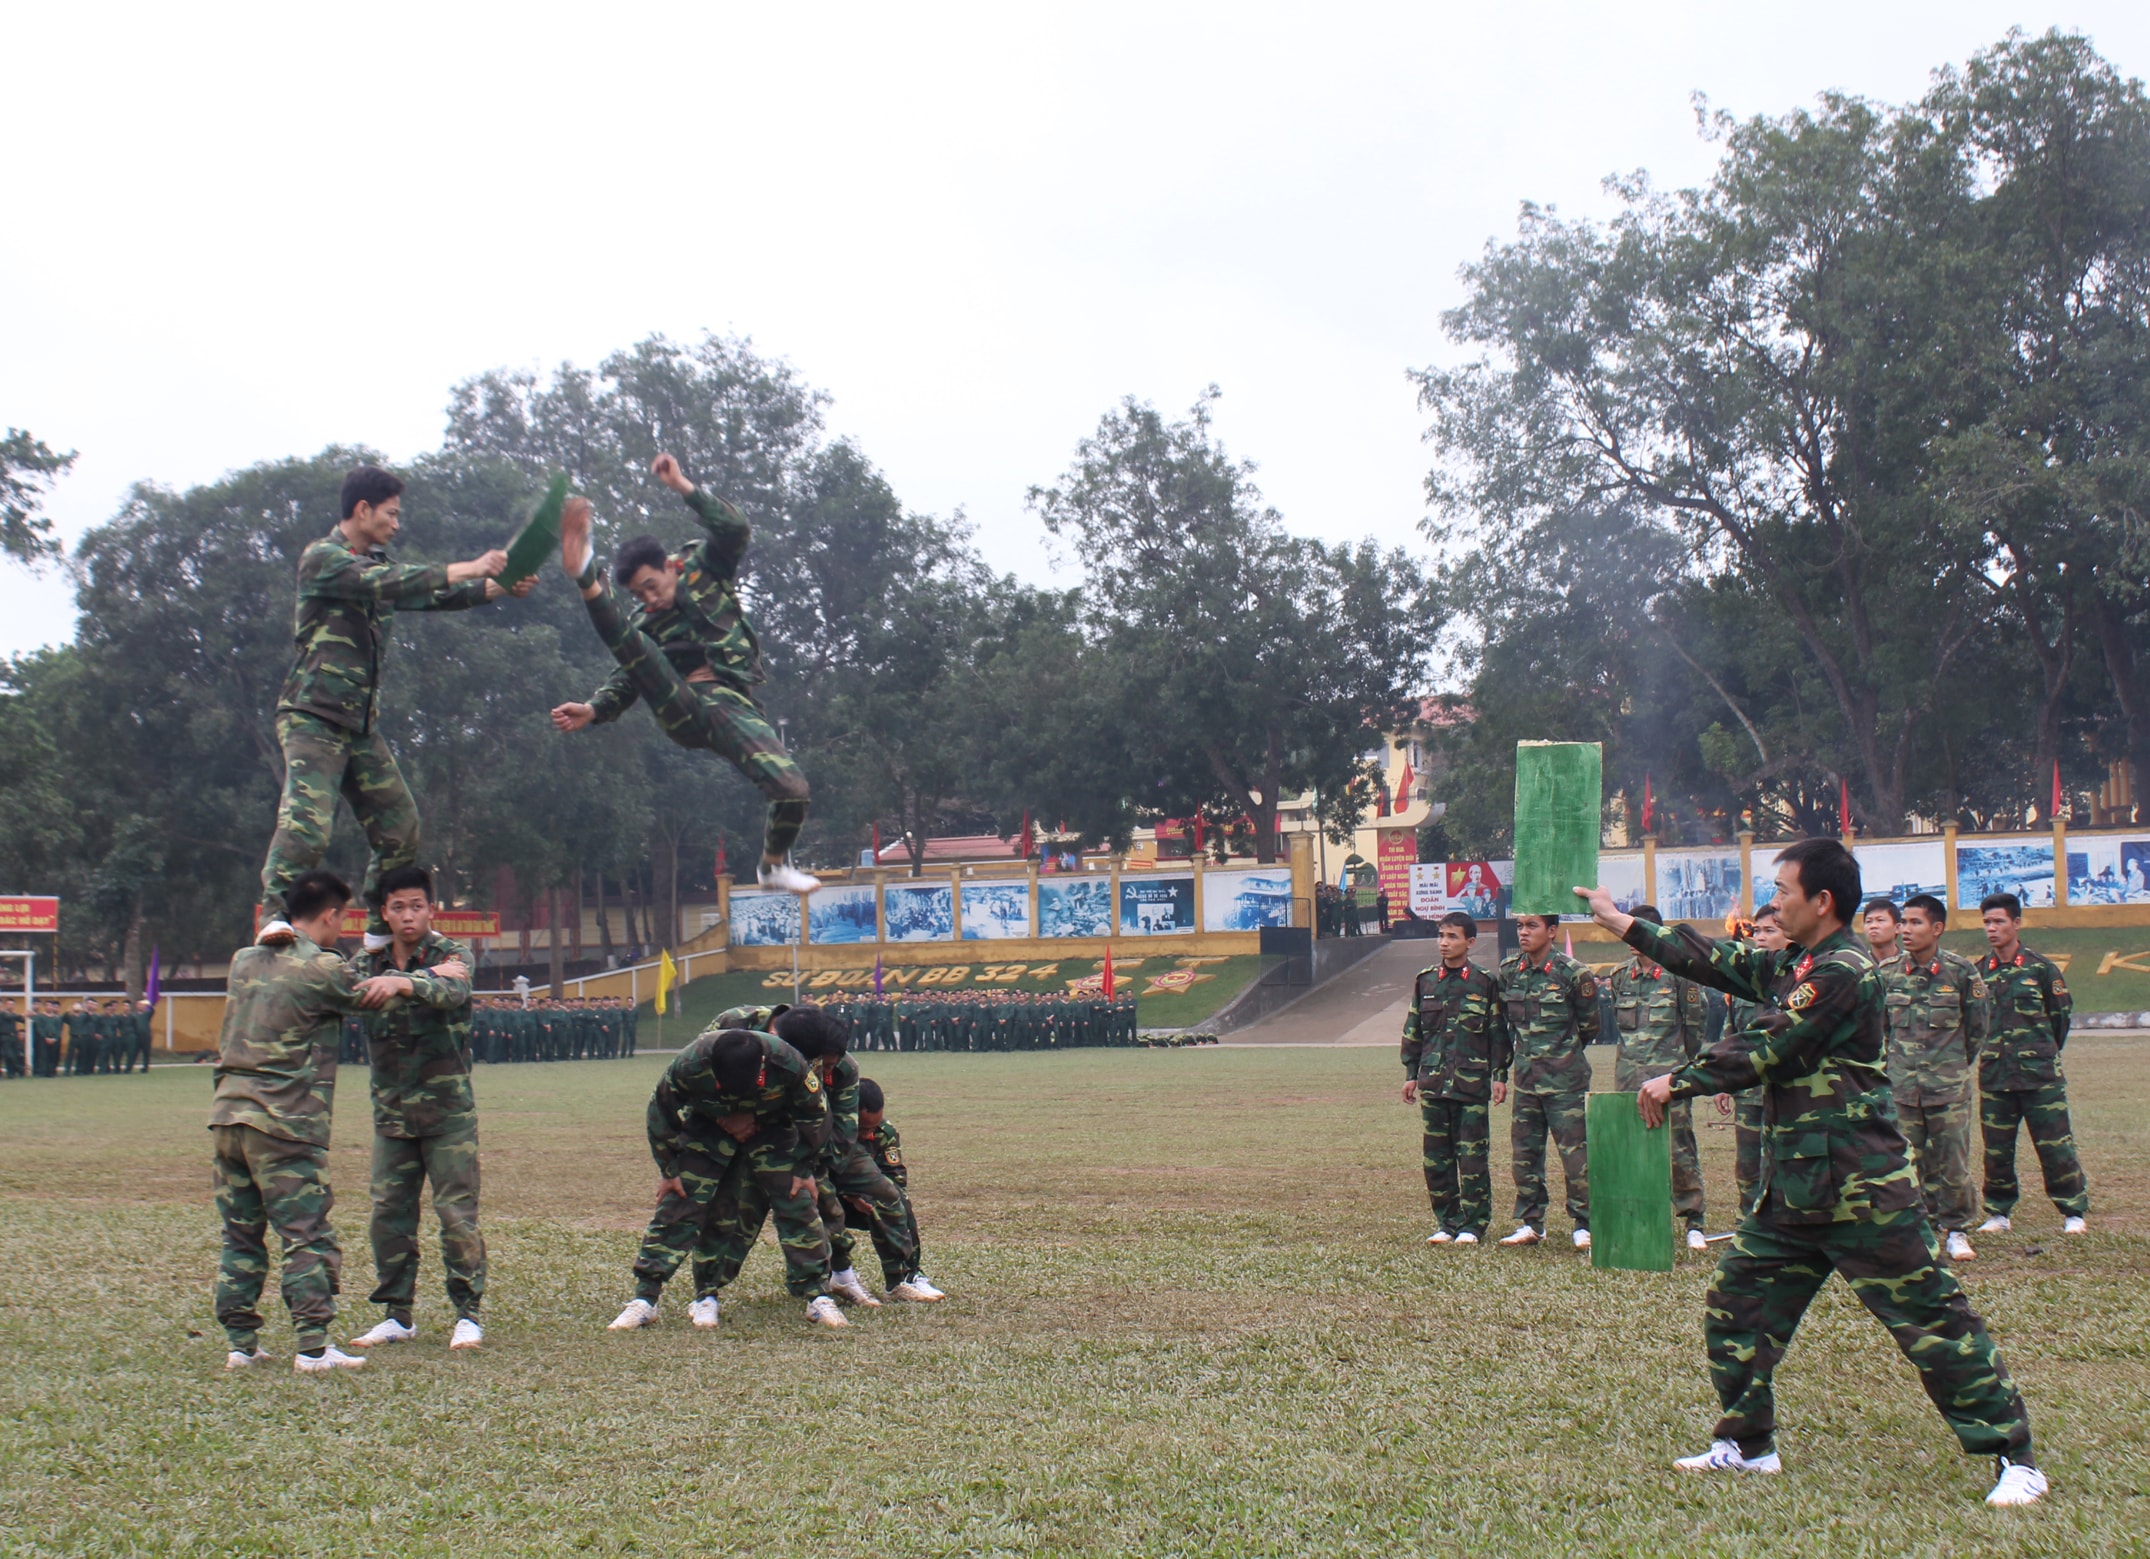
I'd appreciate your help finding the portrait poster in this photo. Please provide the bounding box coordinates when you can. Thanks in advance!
[2064,833,2150,905]
[1444,860,1512,921]
[728,890,801,948]
[1120,873,1196,935]
[883,882,955,942]
[1407,862,1447,919]
[1039,877,1114,937]
[1203,868,1295,931]
[961,881,1033,940]
[806,884,878,945]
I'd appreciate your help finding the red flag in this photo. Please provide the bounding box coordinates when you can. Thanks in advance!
[1563,925,1574,959]
[1398,754,1415,805]
[872,822,881,862]
[1641,775,1655,832]
[1840,777,1853,835]
[1102,945,1115,1001]
[715,838,728,878]
[2052,760,2064,819]
[1018,810,1034,858]
[1192,814,1204,853]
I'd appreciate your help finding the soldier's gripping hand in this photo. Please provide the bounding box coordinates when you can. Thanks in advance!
[1573,884,1634,938]
[357,974,415,1009]
[657,1175,685,1201]
[552,702,596,733]
[1401,1079,1419,1104]
[1636,1074,1674,1128]
[484,576,538,600]
[1493,1080,1507,1105]
[650,453,696,495]
[447,549,510,584]
[429,959,470,982]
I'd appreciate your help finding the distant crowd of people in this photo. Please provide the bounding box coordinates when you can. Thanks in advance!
[335,994,638,1066]
[1317,882,1392,937]
[0,998,156,1078]
[821,991,1139,1051]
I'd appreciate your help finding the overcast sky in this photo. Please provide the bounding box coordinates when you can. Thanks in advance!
[5,3,2146,657]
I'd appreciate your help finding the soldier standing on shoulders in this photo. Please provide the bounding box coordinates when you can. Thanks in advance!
[1610,906,1713,1250]
[1495,913,1599,1251]
[1974,893,2088,1237]
[1400,912,1511,1247]
[1886,894,1989,1262]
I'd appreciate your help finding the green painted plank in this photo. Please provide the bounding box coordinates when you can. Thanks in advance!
[1587,1090,1673,1272]
[1512,741,1601,917]
[501,472,569,586]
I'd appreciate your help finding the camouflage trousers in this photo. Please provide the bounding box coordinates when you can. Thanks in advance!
[1510,1088,1590,1232]
[633,1131,829,1302]
[1896,1094,1978,1233]
[583,586,809,861]
[368,1120,486,1322]
[1618,1062,1705,1228]
[1981,1080,2090,1219]
[212,1124,341,1351]
[1734,1088,1764,1218]
[1705,1205,2032,1461]
[259,711,419,935]
[811,1141,917,1283]
[1420,1096,1491,1237]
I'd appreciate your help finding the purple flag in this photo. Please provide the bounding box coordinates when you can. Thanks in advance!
[145,946,161,1009]
[873,952,883,997]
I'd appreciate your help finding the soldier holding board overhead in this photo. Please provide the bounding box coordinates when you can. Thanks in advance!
[1574,839,2046,1507]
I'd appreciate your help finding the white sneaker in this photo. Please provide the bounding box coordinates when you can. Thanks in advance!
[347,1317,415,1349]
[889,1276,944,1302]
[1986,1457,2048,1506]
[293,1345,367,1373]
[687,1297,720,1329]
[1453,1231,1480,1246]
[2063,1215,2087,1234]
[1573,1229,1592,1250]
[449,1318,483,1350]
[1946,1231,1976,1261]
[1425,1230,1455,1245]
[906,1273,946,1300]
[608,1298,659,1331]
[1499,1225,1542,1247]
[256,919,296,946]
[805,1295,850,1328]
[224,1347,271,1370]
[829,1268,882,1307]
[758,859,821,894]
[1978,1214,2012,1234]
[1674,1439,1780,1473]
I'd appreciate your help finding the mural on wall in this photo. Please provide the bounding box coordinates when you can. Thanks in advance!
[1202,869,1294,931]
[2066,833,2150,905]
[1656,850,1742,921]
[729,890,801,947]
[806,884,878,945]
[1039,878,1114,937]
[1957,841,2057,909]
[1852,841,1949,905]
[961,881,1033,940]
[1119,874,1196,935]
[884,883,955,942]
[1407,861,1515,920]
[1598,854,1647,914]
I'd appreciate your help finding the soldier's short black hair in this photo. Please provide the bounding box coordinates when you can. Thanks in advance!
[285,869,352,926]
[858,1078,884,1113]
[340,465,405,519]
[1980,891,2024,919]
[1631,904,1663,927]
[1860,898,1901,922]
[1438,910,1477,938]
[1774,839,1861,924]
[614,534,671,586]
[1904,893,1947,923]
[712,1029,764,1092]
[1515,913,1559,932]
[775,1004,850,1058]
[1752,901,1780,923]
[377,864,433,903]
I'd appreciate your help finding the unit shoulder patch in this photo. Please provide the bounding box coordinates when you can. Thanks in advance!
[1785,982,1820,1012]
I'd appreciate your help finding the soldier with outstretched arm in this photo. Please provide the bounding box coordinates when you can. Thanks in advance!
[1574,838,2045,1507]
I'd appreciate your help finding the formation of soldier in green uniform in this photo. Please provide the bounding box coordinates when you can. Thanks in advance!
[469,995,637,1063]
[0,997,155,1078]
[823,989,1137,1051]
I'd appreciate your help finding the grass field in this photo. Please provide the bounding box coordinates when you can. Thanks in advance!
[3,1040,2147,1556]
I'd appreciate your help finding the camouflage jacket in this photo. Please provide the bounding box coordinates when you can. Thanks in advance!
[588,489,766,722]
[1400,962,1511,1101]
[1883,949,1988,1106]
[1632,920,1918,1227]
[1497,950,1601,1094]
[818,1054,862,1166]
[646,1028,826,1176]
[1608,957,1708,1086]
[207,934,367,1148]
[1978,944,2072,1090]
[714,1003,786,1033]
[862,1120,907,1188]
[1725,993,1768,1101]
[357,931,476,1137]
[277,529,492,734]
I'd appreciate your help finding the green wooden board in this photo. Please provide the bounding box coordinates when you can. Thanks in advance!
[1512,740,1601,917]
[500,472,569,586]
[1587,1090,1674,1272]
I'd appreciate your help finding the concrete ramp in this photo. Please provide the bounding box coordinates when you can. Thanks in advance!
[1223,939,1433,1047]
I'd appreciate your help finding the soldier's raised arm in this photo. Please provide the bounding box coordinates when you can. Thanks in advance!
[652,453,751,579]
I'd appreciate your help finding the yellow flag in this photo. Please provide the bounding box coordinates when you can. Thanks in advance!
[655,949,679,1015]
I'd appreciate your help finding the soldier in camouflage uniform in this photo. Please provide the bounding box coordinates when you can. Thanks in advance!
[1885,894,1989,1260]
[1726,904,1788,1217]
[1495,913,1599,1249]
[608,1015,843,1330]
[549,456,816,894]
[1400,912,1511,1245]
[257,466,529,945]
[856,1077,944,1297]
[1609,905,1712,1244]
[345,867,488,1352]
[1578,839,2045,1506]
[209,870,411,1372]
[1974,892,2089,1235]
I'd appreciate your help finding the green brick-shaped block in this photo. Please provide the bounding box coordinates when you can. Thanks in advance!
[500,472,569,587]
[1587,1091,1673,1272]
[1512,741,1601,917]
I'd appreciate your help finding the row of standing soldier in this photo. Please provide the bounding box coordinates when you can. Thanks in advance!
[0,999,156,1078]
